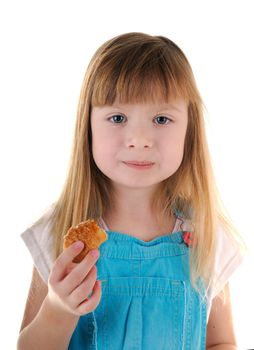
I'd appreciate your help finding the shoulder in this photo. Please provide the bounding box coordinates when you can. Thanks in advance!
[21,205,56,283]
[212,222,246,298]
[180,216,246,319]
[179,216,246,292]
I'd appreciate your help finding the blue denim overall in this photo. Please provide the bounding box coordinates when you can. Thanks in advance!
[68,230,207,349]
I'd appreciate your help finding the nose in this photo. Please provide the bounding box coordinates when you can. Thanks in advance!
[126,126,153,149]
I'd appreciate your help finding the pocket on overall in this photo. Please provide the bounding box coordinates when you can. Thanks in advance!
[94,276,186,350]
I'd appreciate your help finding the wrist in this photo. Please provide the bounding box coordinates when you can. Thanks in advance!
[40,294,79,331]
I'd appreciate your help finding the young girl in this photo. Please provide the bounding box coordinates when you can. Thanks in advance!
[17,32,245,349]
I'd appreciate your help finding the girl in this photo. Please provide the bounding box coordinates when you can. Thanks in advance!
[17,32,245,349]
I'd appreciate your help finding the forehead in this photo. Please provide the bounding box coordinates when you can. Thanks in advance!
[92,98,188,115]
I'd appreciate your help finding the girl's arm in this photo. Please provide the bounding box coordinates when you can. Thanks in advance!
[17,267,79,350]
[19,266,48,332]
[207,346,237,350]
[17,243,102,350]
[206,283,238,350]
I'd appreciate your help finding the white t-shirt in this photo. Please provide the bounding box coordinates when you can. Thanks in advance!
[21,206,244,323]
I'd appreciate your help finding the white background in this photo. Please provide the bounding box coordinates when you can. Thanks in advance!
[1,1,253,349]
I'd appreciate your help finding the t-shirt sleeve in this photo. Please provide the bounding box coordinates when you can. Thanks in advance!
[211,224,245,299]
[168,215,245,299]
[21,207,55,284]
[180,217,246,322]
[205,224,246,321]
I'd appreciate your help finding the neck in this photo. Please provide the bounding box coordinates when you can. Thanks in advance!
[103,184,175,241]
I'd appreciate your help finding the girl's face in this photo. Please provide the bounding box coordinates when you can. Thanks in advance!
[91,99,188,190]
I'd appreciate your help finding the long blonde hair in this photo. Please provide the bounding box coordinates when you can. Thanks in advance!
[50,32,244,293]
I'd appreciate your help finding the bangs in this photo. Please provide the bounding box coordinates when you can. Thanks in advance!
[90,42,196,106]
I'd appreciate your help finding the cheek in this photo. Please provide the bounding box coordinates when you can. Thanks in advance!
[91,126,103,163]
[161,130,186,164]
[92,129,118,163]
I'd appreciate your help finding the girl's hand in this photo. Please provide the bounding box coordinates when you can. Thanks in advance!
[47,241,102,317]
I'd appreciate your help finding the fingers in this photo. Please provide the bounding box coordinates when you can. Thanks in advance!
[49,241,84,284]
[47,242,103,317]
[68,265,97,306]
[62,249,100,294]
[76,280,102,315]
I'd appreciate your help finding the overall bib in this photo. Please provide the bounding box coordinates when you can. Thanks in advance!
[68,230,207,349]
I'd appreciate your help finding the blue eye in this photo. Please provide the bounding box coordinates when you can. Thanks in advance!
[109,115,126,123]
[154,116,171,125]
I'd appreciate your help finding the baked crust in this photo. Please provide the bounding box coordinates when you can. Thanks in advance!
[63,219,108,262]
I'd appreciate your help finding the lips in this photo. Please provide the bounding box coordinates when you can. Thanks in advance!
[122,161,155,169]
[123,161,154,166]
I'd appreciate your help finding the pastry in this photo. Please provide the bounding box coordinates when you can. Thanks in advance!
[63,219,108,262]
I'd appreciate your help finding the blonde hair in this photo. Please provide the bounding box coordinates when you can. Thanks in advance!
[49,32,245,294]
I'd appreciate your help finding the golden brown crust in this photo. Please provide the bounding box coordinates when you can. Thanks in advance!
[63,219,108,263]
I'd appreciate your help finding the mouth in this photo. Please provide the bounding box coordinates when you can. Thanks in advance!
[123,161,155,169]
